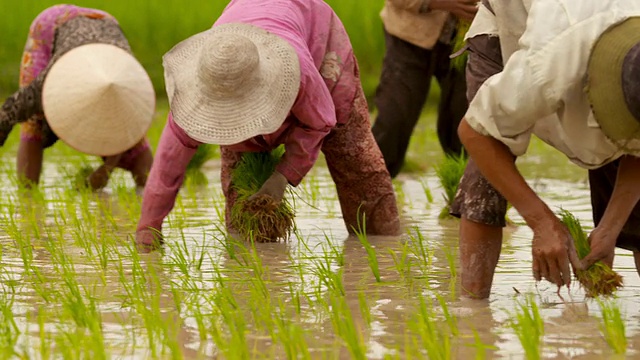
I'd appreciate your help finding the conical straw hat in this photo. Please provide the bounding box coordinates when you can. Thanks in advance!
[588,17,640,151]
[163,23,300,145]
[42,43,155,156]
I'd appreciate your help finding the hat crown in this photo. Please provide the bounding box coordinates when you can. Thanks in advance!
[198,33,260,97]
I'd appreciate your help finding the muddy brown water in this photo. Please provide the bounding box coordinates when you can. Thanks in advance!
[0,155,639,359]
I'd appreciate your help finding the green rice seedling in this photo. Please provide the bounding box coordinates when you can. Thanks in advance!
[246,241,270,302]
[393,180,406,207]
[287,283,303,316]
[358,291,372,329]
[312,253,346,297]
[326,293,367,360]
[508,294,544,360]
[421,179,434,204]
[465,328,499,360]
[37,306,52,360]
[435,153,467,219]
[411,297,452,360]
[558,209,622,297]
[407,228,433,278]
[207,284,250,359]
[389,241,414,288]
[450,20,471,71]
[324,232,345,267]
[0,285,20,358]
[69,164,95,190]
[437,295,458,337]
[597,299,627,354]
[272,299,310,360]
[230,148,295,243]
[352,213,381,282]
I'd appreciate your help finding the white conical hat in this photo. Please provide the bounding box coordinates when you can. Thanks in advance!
[163,23,300,145]
[42,43,155,156]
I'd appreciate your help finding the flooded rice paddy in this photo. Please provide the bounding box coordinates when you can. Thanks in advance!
[0,126,636,359]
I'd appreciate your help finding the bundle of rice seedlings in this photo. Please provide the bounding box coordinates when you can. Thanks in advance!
[450,20,471,72]
[558,209,622,297]
[185,144,218,186]
[435,153,468,219]
[230,147,294,243]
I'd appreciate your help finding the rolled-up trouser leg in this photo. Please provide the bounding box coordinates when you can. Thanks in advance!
[323,86,401,236]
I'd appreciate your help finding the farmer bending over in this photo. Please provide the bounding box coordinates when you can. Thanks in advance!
[135,0,401,250]
[451,0,640,298]
[0,5,155,191]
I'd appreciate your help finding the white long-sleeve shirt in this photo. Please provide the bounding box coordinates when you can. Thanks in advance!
[465,0,640,169]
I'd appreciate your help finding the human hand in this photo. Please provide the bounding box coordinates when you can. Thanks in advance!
[135,228,163,253]
[576,227,616,271]
[86,154,123,191]
[86,167,109,190]
[429,0,478,21]
[531,216,582,288]
[248,170,288,202]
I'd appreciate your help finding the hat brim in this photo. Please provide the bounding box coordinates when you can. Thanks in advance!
[42,44,155,156]
[588,18,640,147]
[163,23,301,145]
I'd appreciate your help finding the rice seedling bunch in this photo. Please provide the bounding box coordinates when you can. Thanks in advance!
[558,209,622,297]
[450,20,471,71]
[230,148,294,243]
[435,153,467,219]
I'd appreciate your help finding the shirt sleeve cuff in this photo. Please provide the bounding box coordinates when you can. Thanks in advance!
[276,161,305,187]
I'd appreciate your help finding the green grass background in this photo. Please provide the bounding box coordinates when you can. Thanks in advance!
[0,1,386,99]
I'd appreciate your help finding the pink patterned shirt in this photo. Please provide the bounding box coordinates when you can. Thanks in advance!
[19,5,115,88]
[138,0,360,232]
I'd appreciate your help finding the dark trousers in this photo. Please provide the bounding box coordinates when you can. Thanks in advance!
[372,30,468,178]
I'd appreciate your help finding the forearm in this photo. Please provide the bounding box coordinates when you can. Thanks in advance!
[17,138,43,186]
[458,119,553,228]
[137,116,198,232]
[596,155,640,235]
[275,127,327,186]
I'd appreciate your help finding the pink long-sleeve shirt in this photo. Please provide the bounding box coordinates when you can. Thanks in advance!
[138,0,358,233]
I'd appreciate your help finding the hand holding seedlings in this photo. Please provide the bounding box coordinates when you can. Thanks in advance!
[579,227,616,270]
[530,215,581,288]
[559,209,622,297]
[248,170,288,202]
[231,151,295,243]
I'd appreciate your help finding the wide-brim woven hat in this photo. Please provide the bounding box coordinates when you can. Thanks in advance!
[163,22,301,145]
[588,17,640,150]
[42,43,155,156]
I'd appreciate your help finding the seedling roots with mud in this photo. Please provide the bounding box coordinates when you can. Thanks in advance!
[559,209,622,297]
[230,148,295,243]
